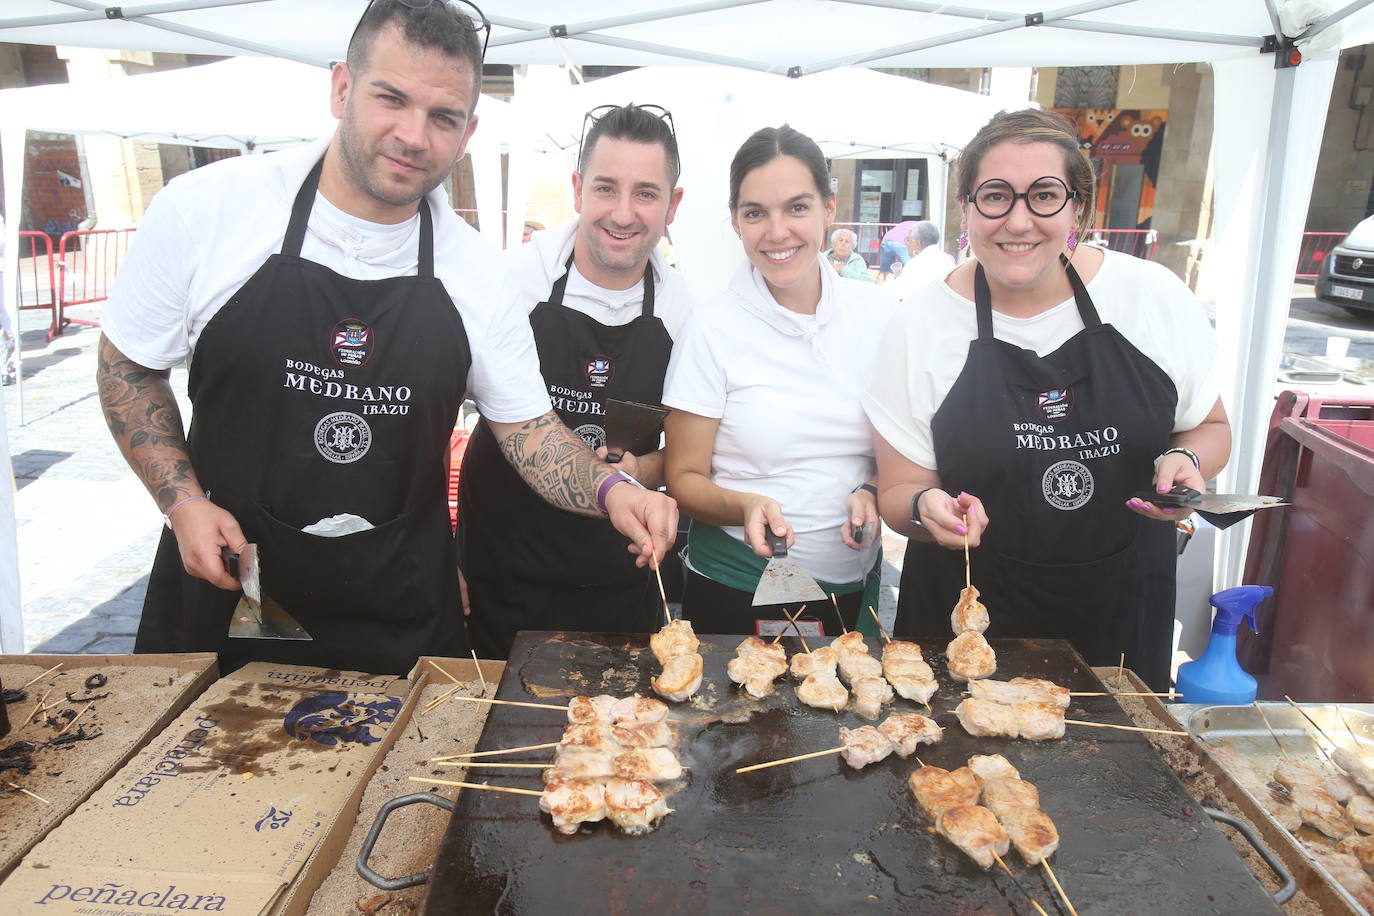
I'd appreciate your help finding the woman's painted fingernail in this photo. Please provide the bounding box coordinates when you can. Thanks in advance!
[1157,484,1169,493]
[1128,498,1140,508]
[969,506,977,516]
[955,524,967,535]
[1163,508,1174,514]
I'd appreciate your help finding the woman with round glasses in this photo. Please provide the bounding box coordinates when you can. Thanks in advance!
[864,109,1230,690]
[662,125,891,635]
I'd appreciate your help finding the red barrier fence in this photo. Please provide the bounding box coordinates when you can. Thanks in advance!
[1084,228,1159,260]
[1296,231,1345,280]
[13,227,135,342]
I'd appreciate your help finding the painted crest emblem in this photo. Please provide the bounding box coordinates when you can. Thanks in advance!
[314,411,372,464]
[1041,460,1095,510]
[1037,387,1073,421]
[585,355,614,388]
[574,423,606,450]
[282,692,400,747]
[331,319,373,368]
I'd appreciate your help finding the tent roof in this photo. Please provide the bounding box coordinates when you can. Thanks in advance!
[5,0,1374,72]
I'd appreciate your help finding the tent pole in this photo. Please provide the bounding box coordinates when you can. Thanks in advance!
[832,0,1259,48]
[0,0,268,30]
[562,33,782,73]
[804,0,1136,73]
[1303,0,1374,38]
[490,0,770,48]
[48,0,327,67]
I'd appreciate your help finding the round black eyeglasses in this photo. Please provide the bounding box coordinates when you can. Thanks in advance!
[965,176,1078,220]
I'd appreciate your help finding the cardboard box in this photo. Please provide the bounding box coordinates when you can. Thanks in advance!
[0,662,412,916]
[0,653,218,881]
[283,656,501,916]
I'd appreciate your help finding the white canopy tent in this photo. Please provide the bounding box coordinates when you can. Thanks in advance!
[504,65,1008,301]
[1,0,1373,652]
[0,54,516,650]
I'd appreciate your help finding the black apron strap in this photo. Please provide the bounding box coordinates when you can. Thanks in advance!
[281,156,434,278]
[640,262,656,318]
[281,158,324,258]
[1062,256,1101,327]
[973,263,995,340]
[547,253,575,307]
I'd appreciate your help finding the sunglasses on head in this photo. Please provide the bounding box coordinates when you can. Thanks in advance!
[576,104,678,173]
[348,0,491,63]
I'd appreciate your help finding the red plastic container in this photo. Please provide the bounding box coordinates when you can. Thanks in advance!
[1240,391,1374,701]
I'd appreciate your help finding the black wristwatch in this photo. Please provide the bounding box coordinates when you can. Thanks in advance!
[910,487,940,528]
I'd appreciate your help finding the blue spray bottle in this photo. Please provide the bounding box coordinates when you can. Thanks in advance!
[1175,585,1274,704]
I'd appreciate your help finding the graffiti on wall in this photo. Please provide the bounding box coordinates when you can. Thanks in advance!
[1053,109,1167,231]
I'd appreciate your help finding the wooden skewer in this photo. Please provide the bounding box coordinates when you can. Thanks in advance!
[736,746,843,774]
[651,550,673,629]
[1063,718,1186,737]
[771,605,806,645]
[25,687,53,726]
[428,659,463,686]
[1253,701,1289,759]
[3,781,51,804]
[450,696,566,712]
[432,742,560,762]
[56,703,91,736]
[1042,859,1077,916]
[867,606,892,644]
[471,650,488,697]
[830,593,847,634]
[408,776,543,797]
[18,664,62,691]
[1116,653,1126,687]
[1335,704,1362,746]
[962,513,971,591]
[1283,695,1337,765]
[420,684,464,716]
[1069,691,1177,698]
[438,761,548,769]
[991,852,1049,916]
[782,606,811,654]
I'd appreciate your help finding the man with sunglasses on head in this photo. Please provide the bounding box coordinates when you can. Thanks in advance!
[460,103,692,658]
[96,1,677,675]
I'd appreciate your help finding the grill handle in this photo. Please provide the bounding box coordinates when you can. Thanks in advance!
[1204,806,1296,904]
[356,792,456,890]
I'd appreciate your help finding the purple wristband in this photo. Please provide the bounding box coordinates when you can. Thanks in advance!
[596,471,629,516]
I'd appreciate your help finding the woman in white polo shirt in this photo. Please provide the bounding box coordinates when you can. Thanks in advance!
[662,125,892,635]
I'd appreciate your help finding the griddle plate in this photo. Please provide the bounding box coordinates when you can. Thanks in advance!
[424,634,1281,915]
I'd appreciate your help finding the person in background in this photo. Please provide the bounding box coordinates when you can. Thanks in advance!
[879,219,918,277]
[663,125,890,637]
[96,0,675,674]
[864,109,1228,690]
[823,227,873,282]
[883,220,955,304]
[521,220,544,244]
[461,103,692,658]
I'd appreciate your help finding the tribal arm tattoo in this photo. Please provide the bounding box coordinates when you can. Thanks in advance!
[96,334,204,513]
[491,410,611,517]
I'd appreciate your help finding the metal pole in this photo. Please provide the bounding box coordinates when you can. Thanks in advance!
[490,0,772,48]
[0,0,269,30]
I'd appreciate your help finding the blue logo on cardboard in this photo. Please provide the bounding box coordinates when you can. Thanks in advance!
[254,806,293,832]
[282,692,400,747]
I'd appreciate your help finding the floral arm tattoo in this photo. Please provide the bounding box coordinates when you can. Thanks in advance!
[96,335,201,513]
[495,410,611,516]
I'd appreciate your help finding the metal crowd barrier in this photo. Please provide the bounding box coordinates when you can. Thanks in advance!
[1295,231,1344,280]
[14,227,136,342]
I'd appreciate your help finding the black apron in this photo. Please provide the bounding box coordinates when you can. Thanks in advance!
[895,259,1179,689]
[461,254,672,658]
[137,159,472,675]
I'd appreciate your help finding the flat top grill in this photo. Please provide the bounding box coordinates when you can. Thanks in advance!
[424,633,1281,915]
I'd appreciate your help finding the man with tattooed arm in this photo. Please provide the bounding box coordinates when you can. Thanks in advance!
[95,0,676,673]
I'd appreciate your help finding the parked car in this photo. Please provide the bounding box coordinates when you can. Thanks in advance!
[1316,215,1374,316]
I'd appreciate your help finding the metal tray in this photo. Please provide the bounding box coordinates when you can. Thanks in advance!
[1187,702,1374,915]
[421,634,1280,915]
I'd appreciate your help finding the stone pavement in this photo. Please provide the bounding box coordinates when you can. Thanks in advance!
[3,299,187,654]
[1,301,904,656]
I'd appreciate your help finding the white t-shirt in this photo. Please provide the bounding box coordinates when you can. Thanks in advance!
[505,218,693,340]
[102,137,550,424]
[864,249,1221,470]
[663,255,891,584]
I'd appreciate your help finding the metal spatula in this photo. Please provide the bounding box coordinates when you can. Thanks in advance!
[752,532,827,606]
[222,544,313,640]
[1133,485,1289,530]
